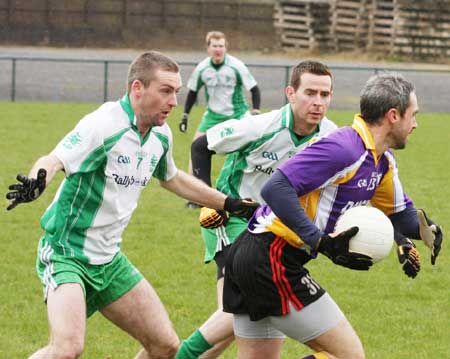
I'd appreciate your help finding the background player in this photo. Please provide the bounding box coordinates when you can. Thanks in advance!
[5,51,258,359]
[222,72,443,359]
[176,61,338,358]
[178,31,261,208]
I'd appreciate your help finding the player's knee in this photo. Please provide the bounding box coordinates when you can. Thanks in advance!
[145,337,180,359]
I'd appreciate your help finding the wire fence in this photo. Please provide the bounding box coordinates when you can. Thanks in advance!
[1,56,450,112]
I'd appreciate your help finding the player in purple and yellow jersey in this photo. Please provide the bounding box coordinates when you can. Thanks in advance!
[222,73,443,359]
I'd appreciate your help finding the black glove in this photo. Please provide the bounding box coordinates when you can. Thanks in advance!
[317,227,373,270]
[417,209,443,265]
[395,231,420,278]
[6,168,47,210]
[179,113,188,133]
[224,197,259,220]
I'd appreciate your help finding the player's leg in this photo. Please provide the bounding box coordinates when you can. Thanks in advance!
[28,283,87,359]
[100,278,179,359]
[233,314,284,359]
[197,278,234,358]
[270,294,365,359]
[176,248,234,359]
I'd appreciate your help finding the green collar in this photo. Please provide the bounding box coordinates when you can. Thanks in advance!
[119,93,152,145]
[120,93,137,128]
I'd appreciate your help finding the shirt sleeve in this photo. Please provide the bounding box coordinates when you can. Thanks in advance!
[236,62,257,91]
[206,116,263,154]
[371,151,413,216]
[278,133,354,195]
[152,127,178,182]
[187,62,205,92]
[51,114,105,176]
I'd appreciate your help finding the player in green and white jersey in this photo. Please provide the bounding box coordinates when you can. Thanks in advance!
[6,51,258,359]
[178,31,261,208]
[176,61,338,359]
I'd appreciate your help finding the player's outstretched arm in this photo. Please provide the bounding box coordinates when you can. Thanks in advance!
[417,209,443,265]
[6,154,64,210]
[317,227,373,271]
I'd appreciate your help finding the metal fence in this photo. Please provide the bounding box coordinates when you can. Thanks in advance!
[1,56,450,112]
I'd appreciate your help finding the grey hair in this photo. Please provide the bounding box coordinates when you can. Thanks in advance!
[360,72,415,124]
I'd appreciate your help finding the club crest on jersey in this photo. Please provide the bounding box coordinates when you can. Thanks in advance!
[62,131,82,150]
[220,127,234,138]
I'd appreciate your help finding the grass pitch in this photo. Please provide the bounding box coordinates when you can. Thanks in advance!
[0,102,448,358]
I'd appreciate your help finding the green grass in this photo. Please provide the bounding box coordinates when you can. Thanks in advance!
[0,102,449,358]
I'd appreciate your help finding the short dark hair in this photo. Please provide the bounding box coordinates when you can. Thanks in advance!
[127,51,179,92]
[290,61,333,91]
[360,72,415,124]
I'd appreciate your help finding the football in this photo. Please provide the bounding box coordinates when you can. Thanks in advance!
[334,206,394,263]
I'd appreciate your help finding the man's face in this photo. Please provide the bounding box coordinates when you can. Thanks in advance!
[133,69,182,128]
[207,38,226,64]
[286,73,333,127]
[390,92,419,149]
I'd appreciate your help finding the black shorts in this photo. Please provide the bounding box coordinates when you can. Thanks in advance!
[214,244,231,280]
[223,231,325,321]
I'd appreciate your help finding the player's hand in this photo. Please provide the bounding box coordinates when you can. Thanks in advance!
[224,197,259,220]
[396,236,420,278]
[417,209,443,265]
[317,227,373,270]
[6,168,47,210]
[179,113,189,133]
[199,207,228,229]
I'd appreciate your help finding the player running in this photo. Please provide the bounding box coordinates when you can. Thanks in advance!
[178,31,261,208]
[176,61,338,358]
[5,51,258,359]
[222,73,443,359]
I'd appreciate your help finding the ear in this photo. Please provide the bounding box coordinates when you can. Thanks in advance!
[385,108,399,124]
[285,86,295,103]
[130,80,143,96]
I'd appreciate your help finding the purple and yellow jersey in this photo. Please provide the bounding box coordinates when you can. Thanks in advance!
[248,115,413,249]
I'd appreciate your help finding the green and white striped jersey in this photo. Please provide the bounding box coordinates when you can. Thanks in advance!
[40,94,177,265]
[206,104,338,204]
[187,54,257,120]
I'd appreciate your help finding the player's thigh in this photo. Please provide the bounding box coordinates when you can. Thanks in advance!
[233,314,284,359]
[235,336,283,359]
[306,318,365,359]
[47,283,86,351]
[100,278,179,349]
[270,293,364,358]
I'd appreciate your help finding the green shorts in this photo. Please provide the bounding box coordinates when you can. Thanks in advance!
[201,216,248,263]
[197,110,249,132]
[36,237,143,317]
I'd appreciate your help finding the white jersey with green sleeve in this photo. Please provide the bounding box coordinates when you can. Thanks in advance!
[187,54,257,119]
[206,104,338,204]
[40,94,177,265]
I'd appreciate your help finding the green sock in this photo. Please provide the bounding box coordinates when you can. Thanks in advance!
[175,329,213,359]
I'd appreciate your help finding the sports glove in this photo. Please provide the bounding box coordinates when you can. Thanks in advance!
[395,232,420,278]
[199,207,228,229]
[223,197,259,220]
[317,227,373,270]
[417,209,443,265]
[179,113,188,133]
[6,168,47,211]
